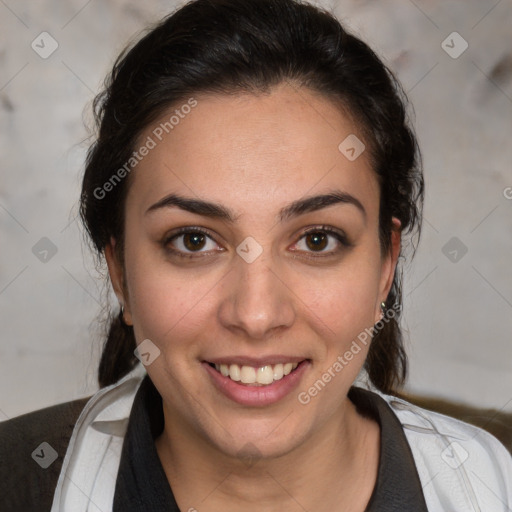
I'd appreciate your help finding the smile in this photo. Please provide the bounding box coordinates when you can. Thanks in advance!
[204,359,309,406]
[210,362,299,386]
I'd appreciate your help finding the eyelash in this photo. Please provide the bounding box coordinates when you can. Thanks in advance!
[161,225,352,260]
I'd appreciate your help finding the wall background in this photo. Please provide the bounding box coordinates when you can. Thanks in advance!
[1,0,511,419]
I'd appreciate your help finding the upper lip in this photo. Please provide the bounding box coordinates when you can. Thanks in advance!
[205,356,308,367]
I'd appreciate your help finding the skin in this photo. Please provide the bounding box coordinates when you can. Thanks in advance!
[106,82,401,512]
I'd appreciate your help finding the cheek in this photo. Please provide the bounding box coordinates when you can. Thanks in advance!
[123,246,215,349]
[302,249,382,348]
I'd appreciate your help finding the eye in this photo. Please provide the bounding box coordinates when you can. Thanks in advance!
[162,227,223,258]
[291,226,351,256]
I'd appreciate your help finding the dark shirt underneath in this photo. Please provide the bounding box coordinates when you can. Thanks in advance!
[113,375,428,511]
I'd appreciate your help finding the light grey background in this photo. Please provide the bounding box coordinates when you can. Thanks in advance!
[1,0,511,419]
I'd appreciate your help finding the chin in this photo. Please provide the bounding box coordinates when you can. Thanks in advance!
[203,411,313,463]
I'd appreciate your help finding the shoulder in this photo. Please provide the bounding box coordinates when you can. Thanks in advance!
[380,392,512,457]
[0,396,91,512]
[375,391,512,508]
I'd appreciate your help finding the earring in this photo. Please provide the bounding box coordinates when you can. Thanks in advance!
[379,301,386,320]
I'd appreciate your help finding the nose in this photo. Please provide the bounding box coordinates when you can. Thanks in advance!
[218,251,296,341]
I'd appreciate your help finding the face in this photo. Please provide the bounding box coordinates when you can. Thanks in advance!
[106,82,399,460]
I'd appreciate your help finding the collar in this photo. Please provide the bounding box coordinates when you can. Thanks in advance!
[113,375,428,511]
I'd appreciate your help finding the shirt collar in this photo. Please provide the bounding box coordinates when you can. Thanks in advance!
[348,386,429,511]
[113,375,428,511]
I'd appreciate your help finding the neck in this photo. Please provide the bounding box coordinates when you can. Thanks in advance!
[155,397,380,512]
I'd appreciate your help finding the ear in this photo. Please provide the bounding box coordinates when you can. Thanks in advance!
[105,237,133,325]
[376,217,401,322]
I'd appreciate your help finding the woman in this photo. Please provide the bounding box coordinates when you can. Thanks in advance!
[1,0,511,510]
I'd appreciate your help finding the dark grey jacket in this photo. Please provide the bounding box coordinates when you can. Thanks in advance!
[0,397,90,512]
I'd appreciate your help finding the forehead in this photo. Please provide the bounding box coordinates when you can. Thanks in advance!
[126,83,379,220]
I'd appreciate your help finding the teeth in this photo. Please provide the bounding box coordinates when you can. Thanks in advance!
[241,366,256,384]
[213,362,300,386]
[273,363,284,381]
[257,365,274,385]
[229,364,241,381]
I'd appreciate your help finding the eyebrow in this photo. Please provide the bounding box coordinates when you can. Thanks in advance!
[145,190,366,223]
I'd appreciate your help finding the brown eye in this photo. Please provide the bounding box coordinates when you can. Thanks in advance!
[291,226,351,257]
[183,232,207,251]
[305,232,328,251]
[162,227,223,259]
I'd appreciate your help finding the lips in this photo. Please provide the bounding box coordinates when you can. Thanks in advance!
[203,358,310,406]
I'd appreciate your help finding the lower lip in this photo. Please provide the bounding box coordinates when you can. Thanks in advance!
[203,361,310,407]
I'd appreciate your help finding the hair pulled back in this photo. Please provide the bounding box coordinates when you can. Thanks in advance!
[80,0,424,393]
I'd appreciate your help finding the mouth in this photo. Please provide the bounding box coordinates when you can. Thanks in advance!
[207,361,301,386]
[203,358,310,406]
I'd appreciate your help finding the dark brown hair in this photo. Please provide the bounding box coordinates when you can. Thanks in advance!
[80,0,424,393]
